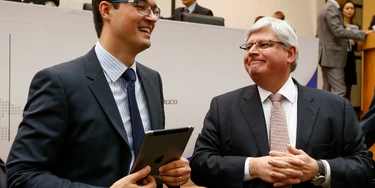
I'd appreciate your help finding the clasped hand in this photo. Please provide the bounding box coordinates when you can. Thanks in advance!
[251,145,319,187]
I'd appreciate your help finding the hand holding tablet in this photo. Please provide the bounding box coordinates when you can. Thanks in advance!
[130,126,194,177]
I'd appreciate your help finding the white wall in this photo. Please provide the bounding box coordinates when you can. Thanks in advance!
[175,0,326,38]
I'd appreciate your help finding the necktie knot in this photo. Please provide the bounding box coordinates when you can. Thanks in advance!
[269,93,283,102]
[184,8,190,13]
[123,68,136,82]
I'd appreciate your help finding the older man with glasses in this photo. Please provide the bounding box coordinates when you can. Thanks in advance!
[6,0,190,188]
[189,17,374,188]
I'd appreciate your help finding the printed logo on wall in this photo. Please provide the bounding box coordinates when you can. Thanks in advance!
[164,99,178,105]
[0,98,22,141]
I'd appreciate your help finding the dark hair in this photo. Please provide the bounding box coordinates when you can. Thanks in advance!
[273,11,285,20]
[92,0,120,38]
[254,16,264,23]
[340,1,358,25]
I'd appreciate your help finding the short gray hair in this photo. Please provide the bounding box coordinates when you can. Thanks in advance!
[245,17,299,72]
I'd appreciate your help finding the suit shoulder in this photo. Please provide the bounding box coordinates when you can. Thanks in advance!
[136,62,160,75]
[196,4,213,15]
[32,53,90,85]
[39,55,85,75]
[214,85,253,100]
[302,86,347,103]
[173,7,184,14]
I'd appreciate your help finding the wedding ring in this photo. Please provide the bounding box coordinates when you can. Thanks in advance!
[179,176,182,182]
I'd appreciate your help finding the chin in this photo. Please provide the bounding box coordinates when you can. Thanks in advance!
[138,42,151,52]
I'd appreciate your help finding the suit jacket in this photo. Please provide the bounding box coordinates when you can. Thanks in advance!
[0,158,6,188]
[317,0,366,68]
[190,80,373,188]
[369,15,375,30]
[170,3,213,21]
[361,92,375,149]
[6,47,165,188]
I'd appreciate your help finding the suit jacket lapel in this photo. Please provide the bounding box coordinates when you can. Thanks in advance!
[84,48,130,146]
[295,82,319,150]
[240,85,270,156]
[192,4,200,14]
[136,63,162,130]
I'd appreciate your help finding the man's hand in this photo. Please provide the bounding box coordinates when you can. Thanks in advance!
[366,30,374,35]
[250,155,304,185]
[111,166,156,188]
[158,158,191,187]
[269,145,319,186]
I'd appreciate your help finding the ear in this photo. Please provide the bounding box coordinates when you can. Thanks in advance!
[99,1,112,21]
[286,46,297,64]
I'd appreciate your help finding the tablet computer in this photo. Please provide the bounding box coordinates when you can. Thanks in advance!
[130,126,194,176]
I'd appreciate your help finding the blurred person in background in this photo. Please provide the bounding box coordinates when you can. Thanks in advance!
[317,0,373,97]
[369,15,375,30]
[254,15,264,23]
[341,0,361,101]
[272,11,285,20]
[5,0,59,6]
[168,0,213,21]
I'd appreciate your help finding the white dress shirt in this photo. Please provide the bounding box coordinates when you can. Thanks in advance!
[243,77,331,187]
[95,41,151,172]
[185,2,197,13]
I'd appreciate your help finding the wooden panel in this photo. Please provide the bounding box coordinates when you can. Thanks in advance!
[361,0,375,117]
[361,34,375,115]
[363,0,375,30]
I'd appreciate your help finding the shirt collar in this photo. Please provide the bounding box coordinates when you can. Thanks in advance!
[186,2,197,13]
[330,0,340,9]
[258,76,296,103]
[94,41,137,82]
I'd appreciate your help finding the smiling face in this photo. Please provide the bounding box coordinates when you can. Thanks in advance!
[342,1,355,20]
[243,28,296,91]
[100,0,158,54]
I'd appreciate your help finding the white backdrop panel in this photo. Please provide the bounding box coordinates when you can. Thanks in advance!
[0,1,318,160]
[0,31,10,156]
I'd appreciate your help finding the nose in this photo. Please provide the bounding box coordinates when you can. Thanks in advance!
[247,44,259,54]
[146,11,158,22]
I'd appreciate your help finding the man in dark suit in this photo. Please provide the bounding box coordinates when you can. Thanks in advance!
[369,15,375,30]
[169,0,213,21]
[0,158,6,188]
[189,17,374,188]
[6,0,190,188]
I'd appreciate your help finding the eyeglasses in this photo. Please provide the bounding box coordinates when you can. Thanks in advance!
[239,40,285,51]
[109,0,161,20]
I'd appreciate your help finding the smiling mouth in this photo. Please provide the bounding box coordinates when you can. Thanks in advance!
[250,60,265,64]
[139,27,151,34]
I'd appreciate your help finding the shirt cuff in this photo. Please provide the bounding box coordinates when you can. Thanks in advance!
[244,157,252,181]
[321,160,331,188]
